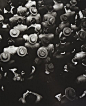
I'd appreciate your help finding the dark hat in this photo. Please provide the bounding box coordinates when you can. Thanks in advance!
[43,0,54,5]
[65,87,76,101]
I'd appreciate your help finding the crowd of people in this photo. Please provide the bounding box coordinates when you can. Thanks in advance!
[0,0,86,106]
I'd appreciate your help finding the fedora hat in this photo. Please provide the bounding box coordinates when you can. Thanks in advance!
[65,87,76,101]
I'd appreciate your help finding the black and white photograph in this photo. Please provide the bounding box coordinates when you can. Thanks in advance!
[0,0,86,106]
